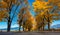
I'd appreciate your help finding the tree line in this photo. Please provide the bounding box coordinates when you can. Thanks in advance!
[0,0,60,32]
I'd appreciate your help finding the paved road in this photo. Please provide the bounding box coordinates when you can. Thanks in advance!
[0,32,60,35]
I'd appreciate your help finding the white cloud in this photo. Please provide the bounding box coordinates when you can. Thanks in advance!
[11,24,19,28]
[51,20,60,26]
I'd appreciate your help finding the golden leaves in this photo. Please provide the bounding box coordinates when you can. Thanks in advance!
[32,0,60,29]
[0,0,19,21]
[0,1,8,8]
[12,0,16,4]
[0,11,8,21]
[0,9,8,12]
[33,0,49,12]
[0,10,9,17]
[48,0,60,6]
[3,0,16,4]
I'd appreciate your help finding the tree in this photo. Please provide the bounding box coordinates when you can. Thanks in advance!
[33,0,50,31]
[24,16,33,31]
[18,0,32,31]
[0,0,20,32]
[18,7,33,31]
[24,10,36,31]
[33,0,60,31]
[18,7,25,31]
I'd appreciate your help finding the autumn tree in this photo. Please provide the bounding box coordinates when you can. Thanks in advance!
[0,0,21,32]
[18,0,31,31]
[18,8,25,31]
[23,11,33,31]
[47,0,60,30]
[18,0,37,31]
[33,0,60,31]
[33,0,50,31]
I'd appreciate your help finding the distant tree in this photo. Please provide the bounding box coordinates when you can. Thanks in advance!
[18,0,33,31]
[24,10,35,31]
[24,16,33,31]
[18,8,25,31]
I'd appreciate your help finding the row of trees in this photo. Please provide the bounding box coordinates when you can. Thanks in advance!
[0,0,36,32]
[18,0,37,31]
[0,0,60,32]
[33,0,60,31]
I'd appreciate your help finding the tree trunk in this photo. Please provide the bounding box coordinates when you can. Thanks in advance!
[43,26,44,31]
[19,25,20,31]
[43,18,44,31]
[7,17,11,32]
[38,26,40,31]
[22,25,25,31]
[23,22,25,31]
[7,23,11,32]
[28,28,30,31]
[48,22,50,31]
[47,11,50,31]
[48,17,50,31]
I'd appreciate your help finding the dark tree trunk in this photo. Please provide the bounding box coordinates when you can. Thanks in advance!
[47,11,50,31]
[28,28,30,31]
[23,25,25,31]
[38,27,40,31]
[19,25,20,31]
[43,25,44,31]
[7,17,11,32]
[7,1,12,32]
[7,22,11,32]
[42,18,44,31]
[48,17,50,31]
[23,22,26,31]
[48,22,50,30]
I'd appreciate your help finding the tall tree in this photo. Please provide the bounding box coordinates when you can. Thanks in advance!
[33,0,60,31]
[33,0,50,31]
[0,0,20,32]
[18,0,31,31]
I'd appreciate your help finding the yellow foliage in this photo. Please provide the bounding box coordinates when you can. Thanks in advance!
[0,8,8,21]
[3,0,16,4]
[0,1,8,8]
[32,0,60,30]
[48,0,60,6]
[33,0,49,12]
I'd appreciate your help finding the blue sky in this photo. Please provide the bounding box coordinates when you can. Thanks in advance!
[0,0,60,29]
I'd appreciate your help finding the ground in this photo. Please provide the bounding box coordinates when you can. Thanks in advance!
[0,32,60,35]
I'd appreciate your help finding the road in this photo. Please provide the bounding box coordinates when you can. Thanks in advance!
[0,32,60,35]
